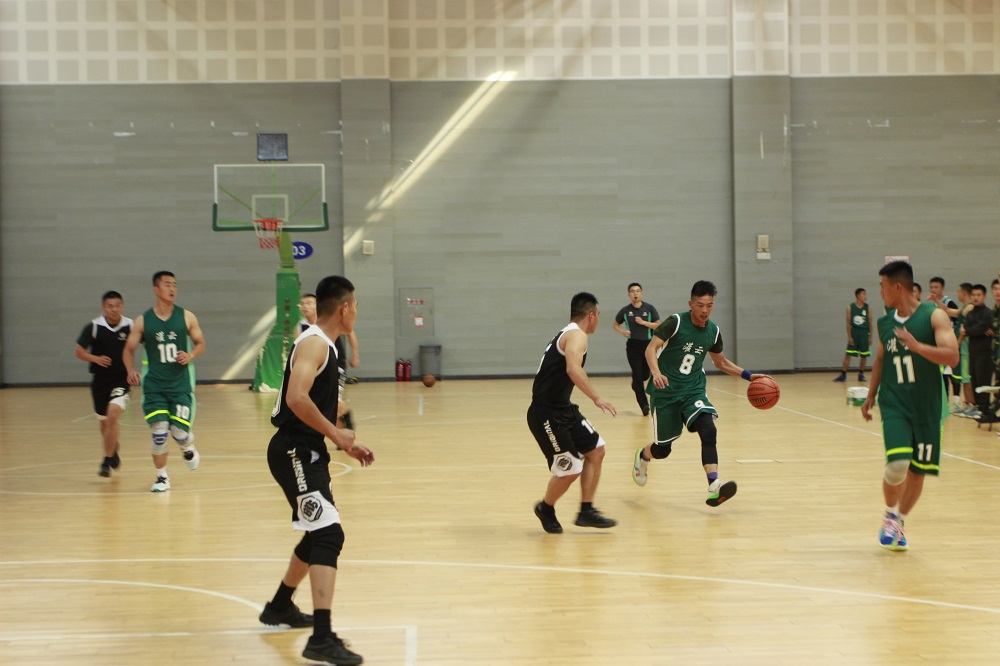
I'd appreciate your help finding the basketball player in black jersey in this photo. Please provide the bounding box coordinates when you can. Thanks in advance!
[263,276,374,666]
[75,290,132,477]
[527,292,618,533]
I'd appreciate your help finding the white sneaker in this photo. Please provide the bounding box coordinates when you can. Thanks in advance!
[151,475,171,492]
[632,448,648,487]
[182,446,200,471]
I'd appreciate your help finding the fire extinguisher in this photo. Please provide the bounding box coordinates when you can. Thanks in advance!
[403,359,412,381]
[396,359,405,382]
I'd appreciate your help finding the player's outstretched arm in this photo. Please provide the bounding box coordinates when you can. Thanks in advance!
[861,320,884,422]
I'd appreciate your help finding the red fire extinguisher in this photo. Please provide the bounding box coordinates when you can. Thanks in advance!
[403,359,412,381]
[396,359,405,382]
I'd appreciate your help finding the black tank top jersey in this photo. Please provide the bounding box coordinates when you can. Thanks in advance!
[77,316,133,377]
[271,325,341,437]
[531,323,586,408]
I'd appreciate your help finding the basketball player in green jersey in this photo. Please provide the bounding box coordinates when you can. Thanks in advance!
[861,261,958,551]
[123,271,206,492]
[632,280,768,506]
[834,288,873,382]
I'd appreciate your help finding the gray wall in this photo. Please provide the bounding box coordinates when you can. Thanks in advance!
[791,76,1000,369]
[2,76,1000,384]
[0,83,343,384]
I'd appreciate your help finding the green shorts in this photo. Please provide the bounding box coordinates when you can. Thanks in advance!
[881,415,942,476]
[143,391,195,432]
[846,329,871,356]
[651,391,717,444]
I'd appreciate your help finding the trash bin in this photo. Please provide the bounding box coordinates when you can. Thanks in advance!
[419,343,442,379]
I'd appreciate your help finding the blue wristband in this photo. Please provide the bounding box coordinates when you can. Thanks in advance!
[741,369,752,381]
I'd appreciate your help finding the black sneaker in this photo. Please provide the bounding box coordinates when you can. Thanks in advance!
[109,445,121,470]
[258,601,313,628]
[301,633,363,665]
[574,508,617,529]
[975,412,999,425]
[706,480,738,507]
[858,373,866,382]
[98,460,112,477]
[833,373,846,382]
[533,501,562,534]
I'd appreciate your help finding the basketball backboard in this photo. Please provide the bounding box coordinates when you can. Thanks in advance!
[212,163,328,232]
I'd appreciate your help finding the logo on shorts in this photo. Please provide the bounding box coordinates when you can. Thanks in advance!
[553,452,574,472]
[297,491,324,523]
[110,387,127,399]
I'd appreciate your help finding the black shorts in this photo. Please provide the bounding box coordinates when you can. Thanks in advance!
[526,402,601,475]
[90,375,130,416]
[267,430,342,531]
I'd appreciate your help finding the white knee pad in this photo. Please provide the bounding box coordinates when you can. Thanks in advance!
[549,452,584,477]
[170,425,193,446]
[883,459,909,486]
[151,422,169,455]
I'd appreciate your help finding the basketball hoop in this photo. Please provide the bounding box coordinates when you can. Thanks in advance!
[252,218,284,250]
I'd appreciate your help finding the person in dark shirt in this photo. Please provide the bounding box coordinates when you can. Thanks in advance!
[613,282,660,415]
[961,284,995,423]
[527,292,618,534]
[75,291,132,477]
[263,275,373,666]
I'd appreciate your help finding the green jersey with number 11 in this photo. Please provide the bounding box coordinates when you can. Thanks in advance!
[142,306,193,394]
[647,312,724,398]
[876,301,944,421]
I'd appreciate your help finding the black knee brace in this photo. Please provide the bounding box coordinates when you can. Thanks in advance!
[293,532,313,563]
[692,413,718,466]
[650,441,673,459]
[309,523,346,568]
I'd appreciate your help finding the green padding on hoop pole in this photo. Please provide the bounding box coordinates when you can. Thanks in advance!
[252,267,301,393]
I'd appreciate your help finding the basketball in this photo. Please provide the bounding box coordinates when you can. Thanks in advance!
[747,376,780,410]
[422,374,436,387]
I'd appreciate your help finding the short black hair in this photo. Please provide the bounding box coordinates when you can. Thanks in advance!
[102,290,123,302]
[913,282,922,293]
[879,261,913,288]
[959,282,974,294]
[971,283,987,294]
[690,280,717,299]
[854,287,866,297]
[992,278,999,288]
[300,293,316,300]
[152,270,175,286]
[314,276,355,317]
[570,292,598,320]
[628,282,642,291]
[930,276,945,287]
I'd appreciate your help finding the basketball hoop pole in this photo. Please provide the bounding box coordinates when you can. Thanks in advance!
[277,229,295,269]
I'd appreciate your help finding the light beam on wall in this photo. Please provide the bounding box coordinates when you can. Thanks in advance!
[344,70,517,255]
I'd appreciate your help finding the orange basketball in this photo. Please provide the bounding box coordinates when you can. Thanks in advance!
[422,374,436,387]
[747,376,780,410]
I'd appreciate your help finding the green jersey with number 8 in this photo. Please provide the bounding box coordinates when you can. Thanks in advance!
[142,306,193,394]
[875,301,944,421]
[647,312,723,398]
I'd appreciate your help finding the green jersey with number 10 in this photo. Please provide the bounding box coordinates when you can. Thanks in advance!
[142,306,193,394]
[647,312,723,397]
[876,301,943,421]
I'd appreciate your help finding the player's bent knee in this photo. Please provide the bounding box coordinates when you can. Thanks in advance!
[549,451,584,477]
[309,523,345,568]
[151,421,169,454]
[170,425,192,444]
[293,533,313,563]
[883,459,909,486]
[650,442,672,459]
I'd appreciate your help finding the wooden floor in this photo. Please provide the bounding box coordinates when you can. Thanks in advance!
[1,373,999,665]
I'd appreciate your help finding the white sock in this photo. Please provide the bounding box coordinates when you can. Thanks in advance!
[156,467,168,477]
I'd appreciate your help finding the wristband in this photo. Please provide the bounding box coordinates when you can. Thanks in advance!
[741,369,753,381]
